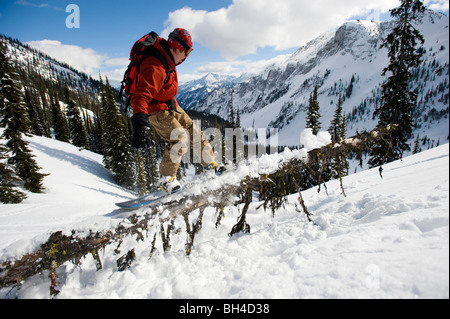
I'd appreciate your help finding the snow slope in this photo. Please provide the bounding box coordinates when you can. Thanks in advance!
[0,131,134,261]
[186,11,449,147]
[0,130,448,299]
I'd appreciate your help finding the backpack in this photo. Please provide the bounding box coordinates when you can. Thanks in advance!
[119,31,171,113]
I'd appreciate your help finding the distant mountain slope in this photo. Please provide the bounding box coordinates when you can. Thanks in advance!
[177,73,242,110]
[180,10,449,147]
[1,35,101,98]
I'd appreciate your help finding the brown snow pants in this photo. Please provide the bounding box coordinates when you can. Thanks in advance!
[149,106,215,177]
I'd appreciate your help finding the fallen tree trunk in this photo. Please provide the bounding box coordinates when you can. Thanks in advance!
[0,125,395,293]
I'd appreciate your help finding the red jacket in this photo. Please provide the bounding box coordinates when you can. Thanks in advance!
[131,38,178,115]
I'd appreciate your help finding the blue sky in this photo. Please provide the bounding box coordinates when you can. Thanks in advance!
[1,0,448,83]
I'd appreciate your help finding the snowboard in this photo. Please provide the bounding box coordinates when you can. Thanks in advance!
[115,189,180,209]
[115,164,230,210]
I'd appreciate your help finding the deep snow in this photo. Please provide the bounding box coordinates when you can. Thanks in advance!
[0,130,448,299]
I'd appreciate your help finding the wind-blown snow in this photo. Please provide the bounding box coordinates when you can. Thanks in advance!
[300,129,331,150]
[0,130,448,299]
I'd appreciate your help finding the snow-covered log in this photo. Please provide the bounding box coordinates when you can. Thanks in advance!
[0,125,396,292]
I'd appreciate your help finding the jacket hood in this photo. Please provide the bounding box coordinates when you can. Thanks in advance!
[154,38,176,70]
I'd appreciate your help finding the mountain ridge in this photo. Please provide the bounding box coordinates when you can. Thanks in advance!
[179,10,449,147]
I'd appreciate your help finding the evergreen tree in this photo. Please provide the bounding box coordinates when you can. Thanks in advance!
[132,146,159,195]
[329,94,344,142]
[87,111,103,154]
[0,42,46,193]
[64,86,89,149]
[369,0,425,167]
[332,112,349,180]
[38,87,52,138]
[340,114,347,141]
[214,117,226,163]
[345,75,355,98]
[229,89,235,129]
[325,97,349,181]
[100,77,134,188]
[50,91,70,143]
[0,138,27,203]
[302,85,323,186]
[24,88,50,137]
[143,146,159,192]
[236,106,241,128]
[134,151,148,196]
[306,85,321,135]
[412,134,422,154]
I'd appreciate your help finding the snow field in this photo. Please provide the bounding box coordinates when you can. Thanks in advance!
[3,139,447,299]
[1,10,448,300]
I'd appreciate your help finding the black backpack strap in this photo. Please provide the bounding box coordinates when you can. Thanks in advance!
[142,47,172,85]
[120,38,173,114]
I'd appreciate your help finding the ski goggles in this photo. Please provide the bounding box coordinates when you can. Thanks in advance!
[169,32,194,56]
[186,47,194,56]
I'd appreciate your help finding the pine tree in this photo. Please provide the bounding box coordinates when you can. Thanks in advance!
[369,0,425,167]
[87,111,103,154]
[340,114,347,141]
[0,42,46,193]
[332,112,349,180]
[329,94,344,142]
[215,117,226,163]
[236,106,241,128]
[37,87,52,138]
[326,97,349,180]
[0,141,27,203]
[100,77,134,188]
[24,88,50,137]
[412,134,421,154]
[229,89,235,129]
[132,145,159,196]
[302,85,323,186]
[144,146,159,192]
[64,86,89,149]
[50,91,70,143]
[345,75,355,98]
[134,151,148,196]
[306,85,321,135]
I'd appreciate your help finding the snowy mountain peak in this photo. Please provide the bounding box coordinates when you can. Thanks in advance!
[204,73,221,84]
[354,19,382,37]
[181,10,449,147]
[177,72,240,110]
[178,73,237,93]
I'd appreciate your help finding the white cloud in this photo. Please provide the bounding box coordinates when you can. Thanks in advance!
[424,0,449,12]
[15,0,49,8]
[27,40,105,74]
[25,38,289,85]
[162,0,402,60]
[26,40,127,82]
[194,54,290,76]
[195,61,246,75]
[15,0,62,11]
[176,54,291,84]
[103,57,129,67]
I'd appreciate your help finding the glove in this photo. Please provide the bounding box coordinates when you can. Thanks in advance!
[131,113,153,149]
[167,98,180,114]
[131,126,153,149]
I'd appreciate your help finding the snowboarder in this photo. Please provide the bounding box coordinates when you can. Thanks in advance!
[130,28,221,194]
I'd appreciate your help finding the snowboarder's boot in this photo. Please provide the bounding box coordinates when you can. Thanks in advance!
[206,161,226,175]
[160,176,182,194]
